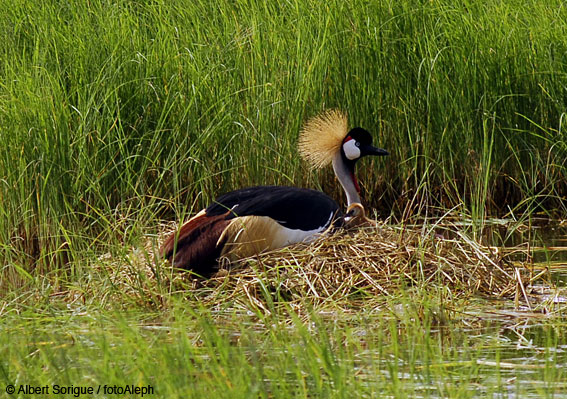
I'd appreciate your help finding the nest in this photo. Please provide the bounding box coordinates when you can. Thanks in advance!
[86,220,545,312]
[190,222,538,309]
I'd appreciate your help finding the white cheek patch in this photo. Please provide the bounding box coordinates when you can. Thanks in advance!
[343,139,361,160]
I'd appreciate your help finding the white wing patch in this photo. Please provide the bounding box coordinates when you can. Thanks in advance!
[276,211,334,245]
[218,212,334,261]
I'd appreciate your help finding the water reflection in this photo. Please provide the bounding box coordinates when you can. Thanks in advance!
[448,219,567,286]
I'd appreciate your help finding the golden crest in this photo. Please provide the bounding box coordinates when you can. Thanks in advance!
[298,109,348,169]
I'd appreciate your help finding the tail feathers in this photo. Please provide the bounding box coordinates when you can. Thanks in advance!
[160,209,206,259]
[160,210,231,276]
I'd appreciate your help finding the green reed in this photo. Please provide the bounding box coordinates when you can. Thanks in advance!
[1,0,566,276]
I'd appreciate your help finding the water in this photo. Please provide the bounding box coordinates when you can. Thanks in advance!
[481,219,567,286]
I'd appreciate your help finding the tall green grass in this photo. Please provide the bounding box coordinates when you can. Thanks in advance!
[1,0,567,273]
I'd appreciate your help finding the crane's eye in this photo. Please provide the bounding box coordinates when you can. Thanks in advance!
[355,141,360,147]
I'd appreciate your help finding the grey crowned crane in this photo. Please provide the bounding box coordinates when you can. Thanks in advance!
[161,110,388,276]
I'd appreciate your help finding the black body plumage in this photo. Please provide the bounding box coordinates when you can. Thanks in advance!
[206,185,342,230]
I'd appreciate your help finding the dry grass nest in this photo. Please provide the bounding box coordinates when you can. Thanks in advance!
[147,221,545,309]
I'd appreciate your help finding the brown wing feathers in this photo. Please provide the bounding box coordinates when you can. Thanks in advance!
[160,210,232,276]
[160,211,288,276]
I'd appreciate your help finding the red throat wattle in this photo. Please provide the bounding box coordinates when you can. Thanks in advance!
[350,171,360,193]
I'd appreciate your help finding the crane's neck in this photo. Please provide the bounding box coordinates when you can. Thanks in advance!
[332,152,361,206]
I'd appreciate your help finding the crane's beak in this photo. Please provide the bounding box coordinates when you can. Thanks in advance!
[364,145,389,157]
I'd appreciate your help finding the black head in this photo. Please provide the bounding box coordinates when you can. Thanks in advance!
[341,127,389,162]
